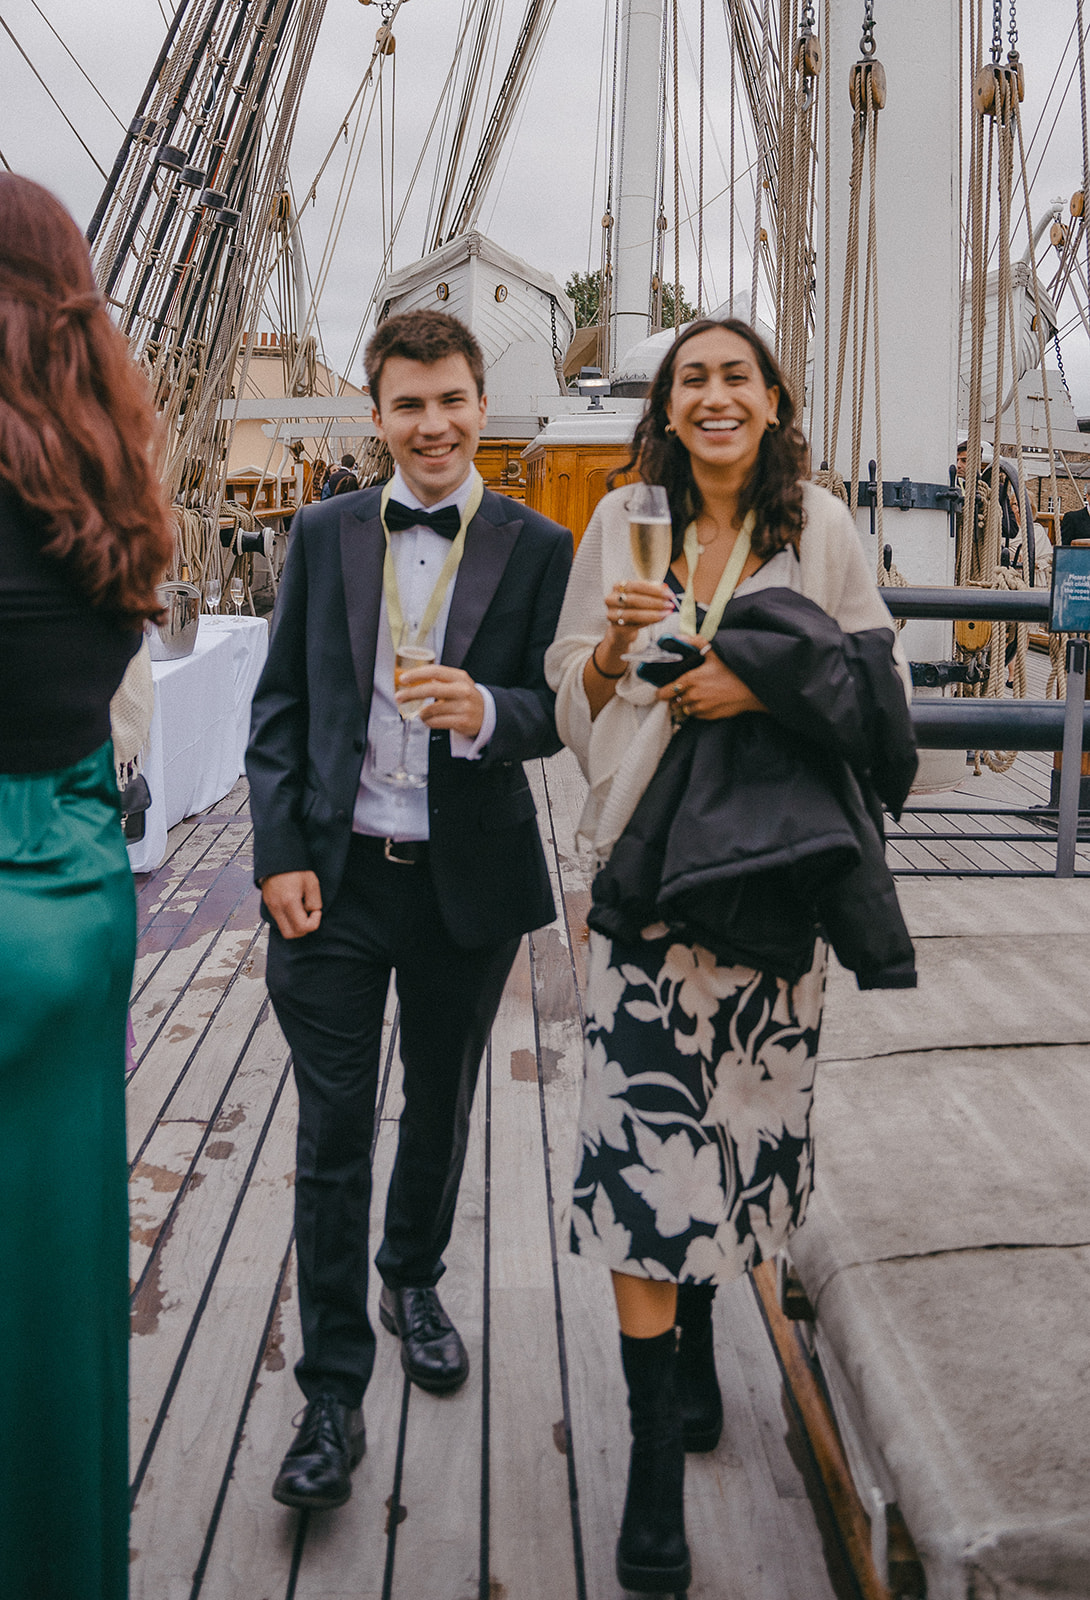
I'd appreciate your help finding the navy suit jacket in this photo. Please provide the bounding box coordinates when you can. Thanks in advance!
[246,484,574,949]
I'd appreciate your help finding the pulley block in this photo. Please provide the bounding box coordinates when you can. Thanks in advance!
[1050,220,1067,249]
[1071,190,1085,219]
[376,24,395,53]
[849,59,886,113]
[974,59,1024,117]
[797,32,821,77]
[954,617,993,652]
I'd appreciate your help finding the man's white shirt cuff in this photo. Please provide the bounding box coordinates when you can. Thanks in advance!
[449,686,496,760]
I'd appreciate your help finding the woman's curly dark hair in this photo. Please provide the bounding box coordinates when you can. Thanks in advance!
[610,318,808,561]
[0,173,173,621]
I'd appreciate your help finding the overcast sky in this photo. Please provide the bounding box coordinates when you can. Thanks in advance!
[3,0,1088,414]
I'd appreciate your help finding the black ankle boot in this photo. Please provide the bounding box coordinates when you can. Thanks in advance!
[676,1283,723,1453]
[616,1329,692,1594]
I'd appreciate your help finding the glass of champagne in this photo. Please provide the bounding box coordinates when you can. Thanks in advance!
[230,577,244,616]
[622,483,677,663]
[205,578,221,615]
[388,632,436,788]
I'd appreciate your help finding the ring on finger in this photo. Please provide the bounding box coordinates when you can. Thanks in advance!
[618,611,625,626]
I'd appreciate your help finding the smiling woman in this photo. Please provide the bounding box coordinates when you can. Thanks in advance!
[544,316,916,1595]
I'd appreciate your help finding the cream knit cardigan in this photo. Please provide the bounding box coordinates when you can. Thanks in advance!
[543,480,911,861]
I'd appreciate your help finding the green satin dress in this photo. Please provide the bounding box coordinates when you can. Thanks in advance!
[0,739,134,1599]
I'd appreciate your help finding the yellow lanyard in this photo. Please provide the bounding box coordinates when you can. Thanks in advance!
[677,510,756,638]
[379,469,485,649]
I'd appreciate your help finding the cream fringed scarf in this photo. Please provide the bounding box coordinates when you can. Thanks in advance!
[110,636,154,790]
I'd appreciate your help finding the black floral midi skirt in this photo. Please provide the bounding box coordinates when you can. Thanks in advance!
[570,926,827,1284]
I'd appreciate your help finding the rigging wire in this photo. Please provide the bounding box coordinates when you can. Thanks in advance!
[26,0,126,129]
[586,0,613,275]
[0,13,108,177]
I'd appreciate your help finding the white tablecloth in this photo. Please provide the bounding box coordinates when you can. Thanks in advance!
[127,614,268,873]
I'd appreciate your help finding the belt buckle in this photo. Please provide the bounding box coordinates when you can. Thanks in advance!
[383,837,415,865]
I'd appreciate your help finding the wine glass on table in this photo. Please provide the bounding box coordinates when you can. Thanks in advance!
[229,577,244,616]
[621,483,677,664]
[205,578,221,615]
[386,632,436,788]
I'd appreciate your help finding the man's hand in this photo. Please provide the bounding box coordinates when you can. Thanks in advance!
[395,664,485,738]
[262,870,323,939]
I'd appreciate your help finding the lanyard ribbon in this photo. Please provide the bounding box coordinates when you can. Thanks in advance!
[677,510,756,638]
[379,469,485,649]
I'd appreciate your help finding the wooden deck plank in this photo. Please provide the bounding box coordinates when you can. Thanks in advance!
[127,925,267,1164]
[199,1101,404,1600]
[381,1115,484,1600]
[488,940,580,1600]
[129,1005,291,1475]
[128,1072,298,1600]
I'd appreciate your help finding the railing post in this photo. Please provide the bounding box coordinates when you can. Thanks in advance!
[1056,638,1088,878]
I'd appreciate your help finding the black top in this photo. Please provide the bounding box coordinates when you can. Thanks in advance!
[0,483,141,773]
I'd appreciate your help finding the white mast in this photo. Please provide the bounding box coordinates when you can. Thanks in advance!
[610,0,664,373]
[814,0,960,650]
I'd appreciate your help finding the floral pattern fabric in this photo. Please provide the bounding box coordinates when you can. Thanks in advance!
[570,927,827,1283]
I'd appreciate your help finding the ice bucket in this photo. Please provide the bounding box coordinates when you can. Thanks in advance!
[147,580,201,660]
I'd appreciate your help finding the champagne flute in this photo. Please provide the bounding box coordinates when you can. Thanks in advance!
[205,578,221,615]
[230,577,244,616]
[621,484,677,663]
[388,633,436,788]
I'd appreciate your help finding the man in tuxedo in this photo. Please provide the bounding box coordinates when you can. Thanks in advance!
[1060,489,1090,546]
[246,309,572,1510]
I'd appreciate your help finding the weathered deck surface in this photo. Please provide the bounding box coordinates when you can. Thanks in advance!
[126,750,853,1600]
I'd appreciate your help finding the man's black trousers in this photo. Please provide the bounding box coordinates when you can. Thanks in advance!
[266,833,519,1408]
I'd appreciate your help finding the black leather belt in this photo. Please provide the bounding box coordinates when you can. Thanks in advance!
[357,834,428,866]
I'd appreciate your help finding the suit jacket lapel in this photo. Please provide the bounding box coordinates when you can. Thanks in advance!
[340,499,386,714]
[443,499,523,670]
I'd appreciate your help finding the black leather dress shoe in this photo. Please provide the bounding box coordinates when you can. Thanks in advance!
[272,1394,366,1509]
[379,1284,469,1394]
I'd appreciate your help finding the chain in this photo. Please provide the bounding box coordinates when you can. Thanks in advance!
[549,293,561,361]
[860,0,875,59]
[802,0,815,33]
[1007,0,1018,56]
[380,1,398,21]
[991,0,1003,63]
[1055,331,1071,396]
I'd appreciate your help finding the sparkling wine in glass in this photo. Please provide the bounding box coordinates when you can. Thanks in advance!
[623,484,677,663]
[205,578,221,615]
[388,638,436,787]
[230,577,244,616]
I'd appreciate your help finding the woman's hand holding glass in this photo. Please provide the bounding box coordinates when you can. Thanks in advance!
[596,579,675,673]
[655,636,767,721]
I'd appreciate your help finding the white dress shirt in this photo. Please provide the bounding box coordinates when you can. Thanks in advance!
[353,467,497,841]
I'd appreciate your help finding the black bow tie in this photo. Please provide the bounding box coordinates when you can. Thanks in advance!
[384,499,462,539]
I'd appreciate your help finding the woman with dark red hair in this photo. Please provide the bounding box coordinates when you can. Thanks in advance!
[0,173,172,1597]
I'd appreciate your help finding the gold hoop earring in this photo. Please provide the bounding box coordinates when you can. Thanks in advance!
[766,417,780,431]
[665,422,677,435]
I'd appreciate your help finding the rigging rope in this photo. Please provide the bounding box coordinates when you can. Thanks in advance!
[751,0,771,326]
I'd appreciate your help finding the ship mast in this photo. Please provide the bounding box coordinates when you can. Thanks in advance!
[610,0,664,372]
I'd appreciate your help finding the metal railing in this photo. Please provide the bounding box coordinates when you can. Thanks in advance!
[884,587,1087,878]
